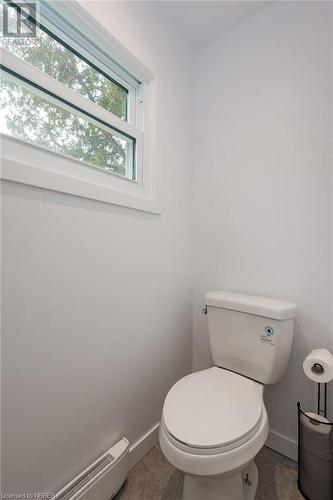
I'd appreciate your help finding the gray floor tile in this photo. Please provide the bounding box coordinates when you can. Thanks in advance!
[116,444,303,500]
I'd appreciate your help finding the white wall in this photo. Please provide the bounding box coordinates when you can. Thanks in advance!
[2,1,333,492]
[1,1,194,493]
[193,2,333,458]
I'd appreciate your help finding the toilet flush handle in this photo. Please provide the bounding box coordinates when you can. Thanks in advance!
[202,305,207,315]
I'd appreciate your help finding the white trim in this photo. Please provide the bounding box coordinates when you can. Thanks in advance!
[0,13,157,210]
[265,429,298,462]
[0,138,161,214]
[38,0,154,85]
[9,0,154,86]
[1,49,142,139]
[36,18,140,93]
[129,423,160,469]
[1,52,144,184]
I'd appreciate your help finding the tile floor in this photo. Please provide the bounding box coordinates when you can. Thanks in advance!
[116,444,303,500]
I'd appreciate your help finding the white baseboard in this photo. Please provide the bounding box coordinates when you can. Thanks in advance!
[265,429,298,462]
[129,423,160,469]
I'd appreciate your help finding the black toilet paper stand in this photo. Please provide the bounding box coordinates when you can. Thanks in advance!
[312,361,327,418]
[317,380,327,418]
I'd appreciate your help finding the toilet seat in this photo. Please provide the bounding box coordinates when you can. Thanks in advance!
[161,417,263,456]
[162,367,264,455]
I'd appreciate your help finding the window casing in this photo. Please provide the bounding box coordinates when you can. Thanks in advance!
[0,0,157,213]
[3,14,130,120]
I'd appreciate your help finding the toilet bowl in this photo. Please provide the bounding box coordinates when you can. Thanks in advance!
[159,367,269,500]
[159,291,297,500]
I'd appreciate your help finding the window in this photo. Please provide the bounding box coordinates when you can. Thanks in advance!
[0,0,147,186]
[1,70,135,178]
[3,16,128,120]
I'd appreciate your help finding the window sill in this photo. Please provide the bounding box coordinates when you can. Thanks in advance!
[0,136,160,215]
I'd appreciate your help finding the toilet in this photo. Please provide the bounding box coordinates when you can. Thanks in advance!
[159,290,297,500]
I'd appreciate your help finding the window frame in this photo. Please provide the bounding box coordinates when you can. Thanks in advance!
[1,49,143,182]
[0,0,159,214]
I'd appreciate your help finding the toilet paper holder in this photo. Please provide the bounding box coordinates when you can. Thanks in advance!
[316,376,327,419]
[311,362,324,375]
[307,361,327,418]
[297,369,332,499]
[297,350,333,499]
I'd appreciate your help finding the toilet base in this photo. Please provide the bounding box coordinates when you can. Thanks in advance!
[182,461,258,500]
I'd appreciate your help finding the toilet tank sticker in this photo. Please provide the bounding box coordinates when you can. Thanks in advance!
[260,326,275,346]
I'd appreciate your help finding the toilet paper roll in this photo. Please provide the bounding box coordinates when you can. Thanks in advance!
[303,412,331,432]
[299,411,333,500]
[301,412,331,467]
[303,349,333,383]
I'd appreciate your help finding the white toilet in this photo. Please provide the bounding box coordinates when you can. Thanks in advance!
[159,291,297,500]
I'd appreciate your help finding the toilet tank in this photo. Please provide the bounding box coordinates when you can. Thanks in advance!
[206,291,297,385]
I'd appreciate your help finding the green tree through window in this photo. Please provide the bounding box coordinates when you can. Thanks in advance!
[0,21,134,178]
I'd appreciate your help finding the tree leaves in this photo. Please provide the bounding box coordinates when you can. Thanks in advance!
[0,27,132,177]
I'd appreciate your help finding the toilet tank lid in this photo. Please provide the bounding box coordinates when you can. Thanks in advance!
[206,291,297,320]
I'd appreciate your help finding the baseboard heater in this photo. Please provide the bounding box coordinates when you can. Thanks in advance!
[55,438,129,500]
